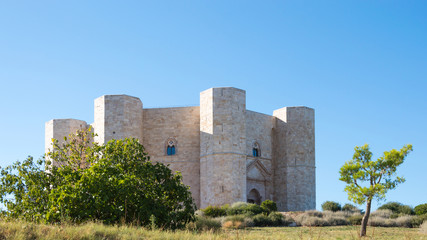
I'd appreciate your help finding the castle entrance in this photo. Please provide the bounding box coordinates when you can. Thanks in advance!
[247,188,261,205]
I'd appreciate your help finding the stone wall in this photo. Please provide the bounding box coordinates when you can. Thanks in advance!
[142,106,201,207]
[245,110,275,202]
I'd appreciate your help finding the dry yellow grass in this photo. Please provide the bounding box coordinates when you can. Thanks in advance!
[0,220,426,240]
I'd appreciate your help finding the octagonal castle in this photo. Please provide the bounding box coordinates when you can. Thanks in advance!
[45,87,315,211]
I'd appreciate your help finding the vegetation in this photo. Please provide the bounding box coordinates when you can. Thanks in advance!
[415,203,427,216]
[0,128,195,229]
[339,144,413,236]
[0,220,426,240]
[378,202,414,216]
[321,201,342,212]
[260,199,277,213]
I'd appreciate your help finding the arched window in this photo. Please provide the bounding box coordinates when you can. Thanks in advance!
[252,142,260,157]
[166,138,177,156]
[247,188,262,205]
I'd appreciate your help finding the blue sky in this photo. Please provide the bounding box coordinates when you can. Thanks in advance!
[0,1,426,211]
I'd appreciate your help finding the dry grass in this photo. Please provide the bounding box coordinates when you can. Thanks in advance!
[0,220,426,239]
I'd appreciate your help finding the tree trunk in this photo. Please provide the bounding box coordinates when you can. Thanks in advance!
[360,199,372,237]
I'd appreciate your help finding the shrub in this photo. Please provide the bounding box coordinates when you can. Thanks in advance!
[268,212,284,226]
[295,211,326,227]
[222,215,253,228]
[420,221,427,234]
[378,202,414,215]
[226,203,263,216]
[186,216,222,232]
[348,214,363,225]
[411,214,427,227]
[202,205,227,218]
[322,211,349,226]
[253,214,273,227]
[415,204,427,216]
[371,209,393,219]
[342,203,361,213]
[395,216,414,228]
[261,200,277,213]
[321,201,341,212]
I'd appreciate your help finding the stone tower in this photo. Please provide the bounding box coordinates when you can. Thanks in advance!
[93,95,143,144]
[273,107,315,211]
[200,87,247,208]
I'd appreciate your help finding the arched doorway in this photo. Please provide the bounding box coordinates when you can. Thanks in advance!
[247,188,262,205]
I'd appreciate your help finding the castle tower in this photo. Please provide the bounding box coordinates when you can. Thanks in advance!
[45,119,88,165]
[200,87,247,208]
[93,95,143,144]
[273,107,315,211]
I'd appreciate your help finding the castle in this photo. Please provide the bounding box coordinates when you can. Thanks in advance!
[45,87,315,211]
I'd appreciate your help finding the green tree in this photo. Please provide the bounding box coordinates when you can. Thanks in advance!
[0,128,196,229]
[321,201,341,212]
[339,144,412,237]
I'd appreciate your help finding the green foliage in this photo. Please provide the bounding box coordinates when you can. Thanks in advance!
[339,144,412,236]
[226,202,263,216]
[348,215,363,225]
[0,128,195,229]
[321,201,342,212]
[342,203,361,213]
[410,214,427,228]
[378,202,414,215]
[339,144,412,205]
[260,199,277,213]
[414,203,427,216]
[201,205,227,218]
[186,216,222,232]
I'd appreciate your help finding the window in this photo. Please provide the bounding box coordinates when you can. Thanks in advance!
[166,138,177,156]
[252,142,260,157]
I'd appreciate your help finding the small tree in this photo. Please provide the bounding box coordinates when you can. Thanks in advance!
[321,201,341,212]
[414,203,427,216]
[339,144,412,237]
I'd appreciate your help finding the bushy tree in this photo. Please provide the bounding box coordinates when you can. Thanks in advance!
[414,203,427,216]
[321,201,341,212]
[0,129,196,229]
[261,200,277,214]
[342,203,361,213]
[378,202,414,215]
[339,144,412,236]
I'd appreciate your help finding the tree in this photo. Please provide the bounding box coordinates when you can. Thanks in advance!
[339,144,412,236]
[0,128,196,229]
[321,201,341,212]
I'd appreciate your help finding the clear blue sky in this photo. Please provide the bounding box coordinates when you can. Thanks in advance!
[0,1,426,211]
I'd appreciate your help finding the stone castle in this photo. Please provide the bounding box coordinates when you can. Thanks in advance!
[45,87,315,211]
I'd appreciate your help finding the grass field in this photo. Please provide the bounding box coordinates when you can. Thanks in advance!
[0,220,426,240]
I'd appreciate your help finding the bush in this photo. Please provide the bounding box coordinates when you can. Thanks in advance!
[186,216,222,232]
[342,203,361,213]
[261,200,277,213]
[378,202,414,215]
[268,212,285,226]
[226,203,263,216]
[371,209,393,219]
[253,214,273,227]
[0,129,196,229]
[415,204,427,216]
[347,214,363,225]
[202,205,227,218]
[411,214,427,227]
[222,215,253,229]
[321,201,341,212]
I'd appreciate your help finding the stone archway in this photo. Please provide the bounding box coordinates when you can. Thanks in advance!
[247,188,262,205]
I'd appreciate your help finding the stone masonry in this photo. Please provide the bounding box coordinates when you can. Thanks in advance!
[45,87,315,211]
